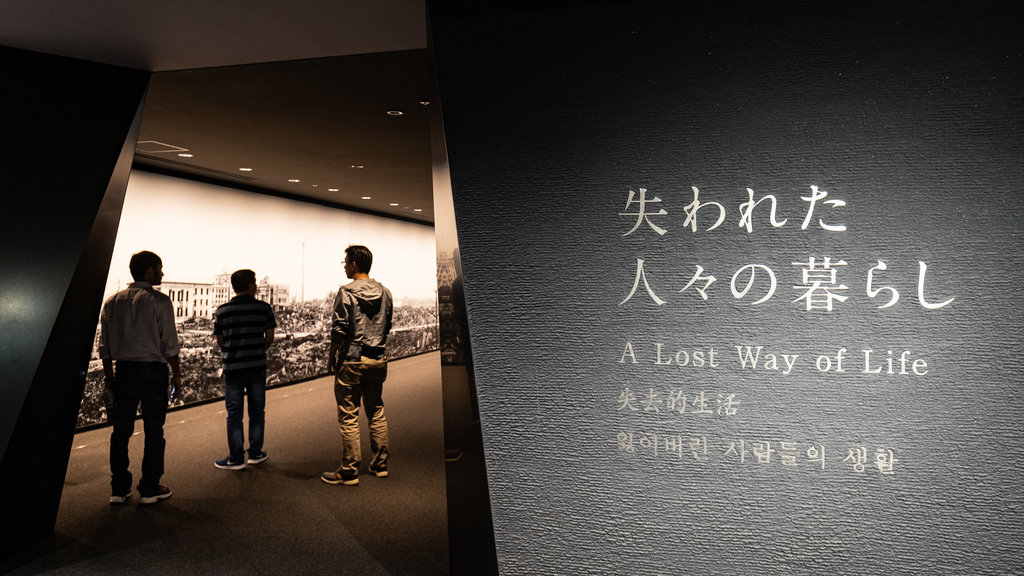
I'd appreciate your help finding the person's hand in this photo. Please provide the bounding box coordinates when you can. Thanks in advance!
[170,373,182,401]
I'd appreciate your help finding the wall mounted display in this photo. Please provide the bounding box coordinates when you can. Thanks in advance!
[431,2,1022,575]
[77,170,437,428]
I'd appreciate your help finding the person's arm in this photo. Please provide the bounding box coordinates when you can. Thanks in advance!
[102,358,114,384]
[213,311,223,348]
[327,341,339,373]
[158,297,181,358]
[157,296,182,395]
[328,290,349,372]
[98,303,114,384]
[168,354,182,377]
[167,354,182,399]
[384,289,394,337]
[265,306,276,349]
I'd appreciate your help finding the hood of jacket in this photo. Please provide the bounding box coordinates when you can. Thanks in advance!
[345,278,388,308]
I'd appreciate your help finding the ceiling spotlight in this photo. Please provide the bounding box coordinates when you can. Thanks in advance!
[419,101,430,106]
[361,196,372,200]
[239,167,253,172]
[386,110,404,116]
[328,188,339,192]
[389,203,400,206]
[288,179,301,183]
[414,208,423,212]
[350,165,364,169]
[178,153,194,158]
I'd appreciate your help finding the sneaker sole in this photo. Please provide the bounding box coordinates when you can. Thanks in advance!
[138,492,172,505]
[247,456,269,465]
[214,462,246,470]
[370,469,389,478]
[321,474,358,486]
[109,495,129,505]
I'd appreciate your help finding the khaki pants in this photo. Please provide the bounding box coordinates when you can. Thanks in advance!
[333,356,390,476]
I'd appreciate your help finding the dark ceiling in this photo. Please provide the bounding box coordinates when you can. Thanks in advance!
[0,0,434,223]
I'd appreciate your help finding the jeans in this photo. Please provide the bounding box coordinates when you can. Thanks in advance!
[334,356,389,476]
[223,366,267,462]
[109,361,168,495]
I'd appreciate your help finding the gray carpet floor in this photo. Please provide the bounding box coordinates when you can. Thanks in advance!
[4,352,449,575]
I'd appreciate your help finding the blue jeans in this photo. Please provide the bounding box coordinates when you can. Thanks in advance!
[223,366,267,462]
[109,361,168,494]
[333,357,390,476]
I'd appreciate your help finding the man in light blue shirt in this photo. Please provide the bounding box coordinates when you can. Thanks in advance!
[98,250,181,505]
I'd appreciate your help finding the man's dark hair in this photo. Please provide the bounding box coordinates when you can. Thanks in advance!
[345,245,373,273]
[230,269,257,293]
[129,251,162,281]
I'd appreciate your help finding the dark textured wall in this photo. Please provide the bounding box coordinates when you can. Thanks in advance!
[0,46,148,560]
[431,3,1023,574]
[431,43,499,572]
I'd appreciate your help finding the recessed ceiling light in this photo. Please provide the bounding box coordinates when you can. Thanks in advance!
[328,188,339,192]
[361,196,372,200]
[386,110,404,116]
[178,153,193,158]
[419,101,430,106]
[239,167,253,172]
[350,165,364,169]
[288,179,301,183]
[414,208,423,212]
[389,203,400,206]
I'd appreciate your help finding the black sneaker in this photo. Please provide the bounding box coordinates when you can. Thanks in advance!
[138,485,172,505]
[214,457,246,470]
[368,465,388,478]
[247,451,269,465]
[321,471,358,486]
[109,491,130,505]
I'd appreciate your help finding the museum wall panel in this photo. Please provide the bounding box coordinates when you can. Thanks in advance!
[0,46,149,560]
[430,3,1023,574]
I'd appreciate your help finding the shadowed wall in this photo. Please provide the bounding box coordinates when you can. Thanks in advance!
[0,46,148,560]
[430,3,1023,574]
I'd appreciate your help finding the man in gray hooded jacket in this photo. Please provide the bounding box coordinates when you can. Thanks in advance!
[322,245,394,485]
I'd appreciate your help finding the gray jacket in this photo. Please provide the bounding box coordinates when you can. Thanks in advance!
[331,278,393,354]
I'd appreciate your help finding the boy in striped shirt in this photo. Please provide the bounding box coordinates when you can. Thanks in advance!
[212,269,277,470]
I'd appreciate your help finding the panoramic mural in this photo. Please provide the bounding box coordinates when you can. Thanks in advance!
[78,170,437,428]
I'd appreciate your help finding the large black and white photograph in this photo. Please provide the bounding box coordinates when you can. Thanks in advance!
[78,170,438,428]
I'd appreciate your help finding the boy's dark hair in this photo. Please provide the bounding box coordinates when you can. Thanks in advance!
[129,251,162,281]
[230,269,257,293]
[345,245,373,273]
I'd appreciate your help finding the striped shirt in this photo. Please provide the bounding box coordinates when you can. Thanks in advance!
[212,295,276,371]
